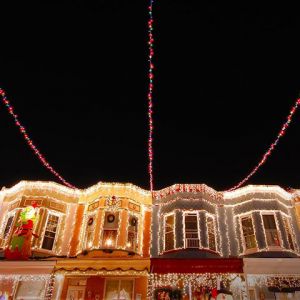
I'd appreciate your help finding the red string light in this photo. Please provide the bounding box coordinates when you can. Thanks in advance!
[147,0,155,192]
[227,98,300,192]
[0,88,76,189]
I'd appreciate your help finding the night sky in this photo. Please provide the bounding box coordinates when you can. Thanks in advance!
[1,1,300,191]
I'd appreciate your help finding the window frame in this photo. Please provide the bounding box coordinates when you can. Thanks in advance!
[261,213,281,248]
[126,214,139,252]
[41,210,61,252]
[163,213,175,252]
[239,214,258,253]
[282,215,295,251]
[183,211,200,249]
[84,212,97,250]
[103,278,135,300]
[206,213,217,252]
[102,211,120,249]
[2,210,18,247]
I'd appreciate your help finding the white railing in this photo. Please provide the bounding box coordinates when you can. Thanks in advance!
[186,238,200,248]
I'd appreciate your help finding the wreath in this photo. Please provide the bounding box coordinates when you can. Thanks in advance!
[130,217,137,226]
[107,214,115,223]
[88,217,94,226]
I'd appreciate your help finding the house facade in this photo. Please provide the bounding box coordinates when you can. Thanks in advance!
[0,181,151,299]
[151,184,300,300]
[0,181,300,299]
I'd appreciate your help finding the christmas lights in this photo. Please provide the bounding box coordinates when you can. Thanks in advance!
[0,88,76,189]
[147,0,155,192]
[149,273,244,298]
[228,98,300,191]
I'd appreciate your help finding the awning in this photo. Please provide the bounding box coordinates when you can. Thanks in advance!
[151,258,243,274]
[55,258,150,273]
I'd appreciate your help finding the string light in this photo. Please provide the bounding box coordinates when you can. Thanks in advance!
[0,88,76,189]
[228,98,300,191]
[147,0,155,192]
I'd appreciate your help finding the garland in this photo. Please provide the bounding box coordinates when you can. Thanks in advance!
[228,98,300,191]
[0,88,76,189]
[147,0,155,192]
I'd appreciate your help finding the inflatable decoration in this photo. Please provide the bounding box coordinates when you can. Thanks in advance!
[4,202,39,260]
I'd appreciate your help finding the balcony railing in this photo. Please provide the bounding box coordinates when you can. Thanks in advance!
[186,238,200,248]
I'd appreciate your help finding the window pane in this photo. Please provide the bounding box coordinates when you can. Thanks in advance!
[207,217,216,251]
[263,215,276,229]
[165,215,174,233]
[185,214,199,248]
[104,280,119,300]
[127,216,138,251]
[85,215,96,249]
[262,215,280,247]
[241,216,257,250]
[4,215,14,238]
[164,215,174,251]
[283,217,295,250]
[119,280,133,300]
[42,214,59,250]
[185,215,198,230]
[104,212,119,229]
[103,230,117,248]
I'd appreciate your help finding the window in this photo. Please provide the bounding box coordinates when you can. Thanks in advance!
[66,278,87,300]
[104,279,133,300]
[3,215,14,239]
[84,215,96,249]
[127,215,138,252]
[42,214,59,250]
[184,213,199,248]
[102,212,119,248]
[207,216,216,251]
[262,214,280,247]
[241,216,257,250]
[283,217,295,250]
[164,214,175,251]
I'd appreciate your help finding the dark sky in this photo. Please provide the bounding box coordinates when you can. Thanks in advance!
[1,1,300,191]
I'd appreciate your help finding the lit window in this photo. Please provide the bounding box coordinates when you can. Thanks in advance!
[283,217,295,250]
[84,215,96,249]
[262,214,280,247]
[42,214,59,251]
[184,213,199,248]
[104,279,133,300]
[164,214,175,251]
[127,215,138,252]
[207,216,216,251]
[241,216,257,250]
[3,215,14,239]
[102,212,119,248]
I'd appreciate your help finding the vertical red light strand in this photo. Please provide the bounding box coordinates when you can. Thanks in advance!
[227,97,300,191]
[148,0,155,192]
[0,88,76,189]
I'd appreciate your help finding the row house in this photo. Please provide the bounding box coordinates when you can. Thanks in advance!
[0,181,300,299]
[151,184,300,300]
[0,181,152,300]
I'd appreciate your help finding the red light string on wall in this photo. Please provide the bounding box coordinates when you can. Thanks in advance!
[227,97,300,192]
[147,0,155,192]
[0,88,76,189]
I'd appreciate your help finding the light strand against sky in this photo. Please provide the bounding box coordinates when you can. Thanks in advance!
[147,0,155,192]
[227,97,300,191]
[0,88,76,189]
